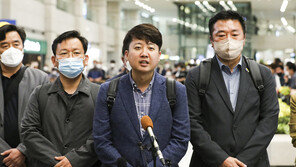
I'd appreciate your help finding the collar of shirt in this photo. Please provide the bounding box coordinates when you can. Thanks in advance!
[51,75,90,97]
[1,65,23,80]
[128,70,155,94]
[216,55,242,75]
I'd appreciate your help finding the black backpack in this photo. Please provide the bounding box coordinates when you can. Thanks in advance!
[106,77,176,113]
[198,56,264,96]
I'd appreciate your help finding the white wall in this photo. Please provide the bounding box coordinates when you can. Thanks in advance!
[11,0,45,31]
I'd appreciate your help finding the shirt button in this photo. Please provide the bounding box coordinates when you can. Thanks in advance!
[64,144,69,148]
[65,118,70,123]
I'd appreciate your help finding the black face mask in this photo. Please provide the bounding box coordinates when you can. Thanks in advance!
[277,72,283,77]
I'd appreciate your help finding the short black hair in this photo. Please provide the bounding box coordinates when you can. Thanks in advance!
[286,62,296,72]
[209,10,246,38]
[270,63,278,70]
[52,30,88,56]
[0,24,26,44]
[122,24,162,56]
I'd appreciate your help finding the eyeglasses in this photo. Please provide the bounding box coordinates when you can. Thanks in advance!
[56,51,83,59]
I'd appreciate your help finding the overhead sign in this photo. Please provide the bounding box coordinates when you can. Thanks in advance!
[24,38,47,55]
[0,19,16,25]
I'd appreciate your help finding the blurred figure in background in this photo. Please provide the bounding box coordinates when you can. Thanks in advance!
[268,63,281,91]
[87,60,105,84]
[174,62,187,84]
[106,60,117,79]
[285,62,296,89]
[275,64,285,86]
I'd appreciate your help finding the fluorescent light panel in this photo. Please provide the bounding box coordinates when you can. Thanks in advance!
[280,0,288,13]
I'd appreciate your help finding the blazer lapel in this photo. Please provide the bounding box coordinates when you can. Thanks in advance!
[119,75,142,139]
[234,59,252,120]
[144,73,165,140]
[148,74,165,122]
[211,57,234,113]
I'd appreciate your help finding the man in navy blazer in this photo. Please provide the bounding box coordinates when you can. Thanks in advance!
[93,24,190,167]
[186,11,279,167]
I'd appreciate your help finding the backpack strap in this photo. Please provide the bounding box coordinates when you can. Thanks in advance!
[166,78,176,111]
[107,77,121,112]
[244,56,264,93]
[198,58,212,96]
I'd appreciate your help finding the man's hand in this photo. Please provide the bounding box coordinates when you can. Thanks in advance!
[54,156,72,167]
[1,148,26,167]
[220,157,247,167]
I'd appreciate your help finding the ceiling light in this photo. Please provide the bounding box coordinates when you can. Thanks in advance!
[281,17,288,26]
[287,25,295,33]
[280,0,288,13]
[135,0,155,13]
[227,1,237,11]
[203,1,216,12]
[195,1,208,13]
[219,1,230,10]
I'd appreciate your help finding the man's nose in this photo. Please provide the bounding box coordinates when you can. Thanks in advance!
[140,48,149,58]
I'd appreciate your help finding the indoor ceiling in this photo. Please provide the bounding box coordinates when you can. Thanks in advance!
[114,0,296,24]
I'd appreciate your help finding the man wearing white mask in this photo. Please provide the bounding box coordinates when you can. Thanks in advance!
[0,24,48,167]
[186,11,279,167]
[21,30,100,167]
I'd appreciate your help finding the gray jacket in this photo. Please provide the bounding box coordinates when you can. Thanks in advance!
[21,76,100,167]
[0,66,48,154]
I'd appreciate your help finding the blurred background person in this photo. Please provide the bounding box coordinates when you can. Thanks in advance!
[106,59,117,79]
[87,60,105,84]
[285,62,296,89]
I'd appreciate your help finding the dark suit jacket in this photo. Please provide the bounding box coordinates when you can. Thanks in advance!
[185,57,279,167]
[93,73,190,167]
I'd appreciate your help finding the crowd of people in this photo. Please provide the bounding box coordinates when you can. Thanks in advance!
[0,10,286,167]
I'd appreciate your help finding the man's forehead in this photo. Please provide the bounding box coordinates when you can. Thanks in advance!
[1,31,22,41]
[57,38,83,48]
[131,38,155,45]
[213,19,243,31]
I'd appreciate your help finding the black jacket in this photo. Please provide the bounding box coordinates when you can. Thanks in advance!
[185,57,279,167]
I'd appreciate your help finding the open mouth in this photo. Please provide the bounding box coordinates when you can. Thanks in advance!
[139,60,149,65]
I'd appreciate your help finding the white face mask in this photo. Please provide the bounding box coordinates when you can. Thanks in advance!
[164,63,170,70]
[96,64,102,69]
[0,47,24,67]
[110,63,115,68]
[213,38,244,60]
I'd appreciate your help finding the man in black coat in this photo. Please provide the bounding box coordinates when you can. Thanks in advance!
[186,11,279,167]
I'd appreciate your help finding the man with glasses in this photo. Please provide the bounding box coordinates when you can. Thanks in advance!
[21,30,100,167]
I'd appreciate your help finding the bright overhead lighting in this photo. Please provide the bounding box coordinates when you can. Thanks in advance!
[202,1,216,12]
[195,1,208,13]
[280,0,288,13]
[281,17,288,26]
[227,1,237,11]
[172,18,207,32]
[287,25,295,33]
[135,0,155,13]
[219,1,231,10]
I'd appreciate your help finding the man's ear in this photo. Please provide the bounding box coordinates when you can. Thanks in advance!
[84,55,89,66]
[51,56,58,67]
[209,36,214,48]
[124,50,129,60]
